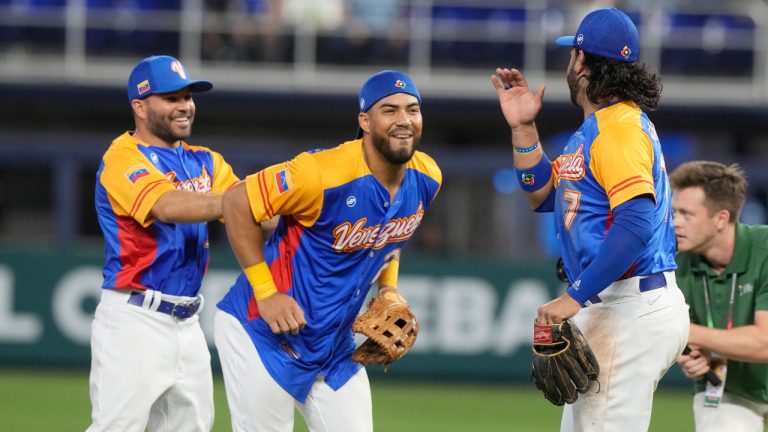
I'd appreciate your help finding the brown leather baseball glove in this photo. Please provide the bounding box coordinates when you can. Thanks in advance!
[352,289,419,368]
[531,320,600,406]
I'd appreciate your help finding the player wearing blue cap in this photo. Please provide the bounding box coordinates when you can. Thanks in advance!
[492,8,689,431]
[214,70,442,431]
[88,55,239,431]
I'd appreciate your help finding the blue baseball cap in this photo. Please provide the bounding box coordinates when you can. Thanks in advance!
[555,8,639,63]
[127,55,213,103]
[356,70,421,138]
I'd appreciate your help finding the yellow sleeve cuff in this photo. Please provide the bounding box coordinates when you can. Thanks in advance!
[244,261,278,300]
[377,259,400,288]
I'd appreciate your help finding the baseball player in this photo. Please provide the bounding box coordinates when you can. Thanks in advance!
[492,8,689,431]
[671,161,768,431]
[214,70,441,432]
[88,55,239,432]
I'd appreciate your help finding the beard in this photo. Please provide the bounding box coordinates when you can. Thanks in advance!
[371,128,420,165]
[147,107,192,144]
[567,66,580,107]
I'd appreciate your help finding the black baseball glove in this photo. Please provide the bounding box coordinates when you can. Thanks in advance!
[531,320,600,406]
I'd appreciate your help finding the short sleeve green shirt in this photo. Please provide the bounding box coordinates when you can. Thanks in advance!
[676,224,768,403]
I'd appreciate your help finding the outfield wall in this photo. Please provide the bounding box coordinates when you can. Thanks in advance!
[0,247,688,385]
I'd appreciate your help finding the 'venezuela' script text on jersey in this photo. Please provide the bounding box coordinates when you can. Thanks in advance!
[332,203,425,252]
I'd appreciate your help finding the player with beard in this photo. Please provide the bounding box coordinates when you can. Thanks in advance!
[214,70,442,432]
[89,55,239,431]
[492,8,689,431]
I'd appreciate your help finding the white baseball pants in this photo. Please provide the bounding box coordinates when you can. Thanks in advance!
[87,289,213,432]
[214,309,373,432]
[560,271,690,432]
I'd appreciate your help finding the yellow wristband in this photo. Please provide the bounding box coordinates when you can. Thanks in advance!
[244,262,278,300]
[377,259,399,288]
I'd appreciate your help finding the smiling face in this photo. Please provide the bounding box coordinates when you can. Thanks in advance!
[671,186,728,254]
[134,87,196,146]
[361,92,422,165]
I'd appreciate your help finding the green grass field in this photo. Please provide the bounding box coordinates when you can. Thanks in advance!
[0,368,697,431]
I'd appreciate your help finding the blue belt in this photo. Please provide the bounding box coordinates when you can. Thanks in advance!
[638,273,668,292]
[587,273,667,305]
[127,292,201,319]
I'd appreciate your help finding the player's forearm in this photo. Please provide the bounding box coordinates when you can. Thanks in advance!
[150,190,224,223]
[511,123,543,174]
[524,184,554,209]
[511,124,554,209]
[222,183,266,269]
[688,324,768,363]
[566,198,653,305]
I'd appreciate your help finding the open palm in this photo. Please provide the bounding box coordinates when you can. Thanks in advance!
[491,68,546,128]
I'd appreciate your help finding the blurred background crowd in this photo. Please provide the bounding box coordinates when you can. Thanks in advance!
[2,0,768,260]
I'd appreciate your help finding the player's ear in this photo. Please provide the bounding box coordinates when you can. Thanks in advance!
[132,99,147,119]
[358,112,370,136]
[574,49,587,71]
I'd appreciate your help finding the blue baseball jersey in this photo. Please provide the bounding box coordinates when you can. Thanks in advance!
[217,139,442,402]
[551,101,676,282]
[95,132,239,296]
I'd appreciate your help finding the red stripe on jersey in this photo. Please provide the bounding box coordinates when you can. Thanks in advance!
[608,179,654,198]
[605,209,614,233]
[247,218,305,320]
[130,179,166,217]
[619,262,638,280]
[225,180,240,191]
[114,216,158,289]
[257,171,275,218]
[607,175,641,196]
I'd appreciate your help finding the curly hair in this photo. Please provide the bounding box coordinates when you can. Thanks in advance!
[669,161,748,223]
[582,51,662,111]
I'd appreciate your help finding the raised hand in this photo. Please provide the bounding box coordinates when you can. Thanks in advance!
[491,68,546,129]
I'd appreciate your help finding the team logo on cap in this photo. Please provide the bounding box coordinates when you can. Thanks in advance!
[576,34,584,45]
[170,60,188,80]
[137,80,150,96]
[621,46,632,59]
[395,80,406,89]
[359,97,366,110]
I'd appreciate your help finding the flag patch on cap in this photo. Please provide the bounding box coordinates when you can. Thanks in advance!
[137,80,150,96]
[126,165,150,184]
[275,169,291,194]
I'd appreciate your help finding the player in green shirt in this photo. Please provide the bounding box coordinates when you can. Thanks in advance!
[671,160,768,431]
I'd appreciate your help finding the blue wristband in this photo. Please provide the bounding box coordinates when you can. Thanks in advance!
[515,155,552,192]
[514,142,539,153]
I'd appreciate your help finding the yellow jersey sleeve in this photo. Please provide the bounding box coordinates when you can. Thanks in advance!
[244,152,323,226]
[590,123,655,209]
[210,150,240,193]
[410,150,443,202]
[100,147,175,227]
